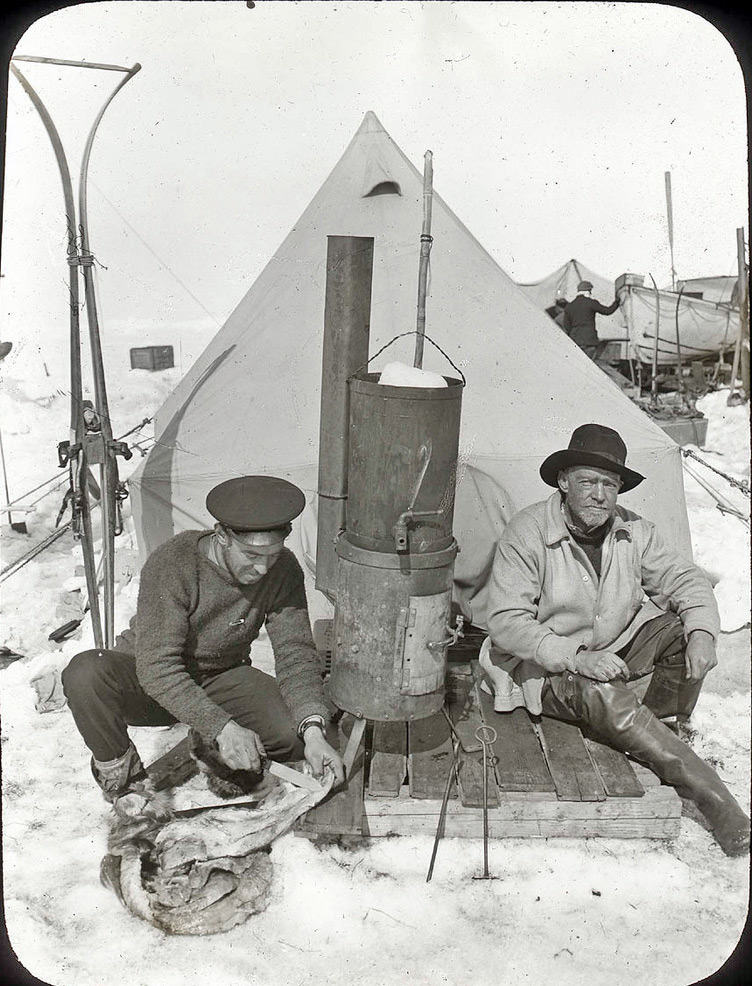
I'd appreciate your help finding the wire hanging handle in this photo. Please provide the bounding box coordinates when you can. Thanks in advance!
[349,331,466,387]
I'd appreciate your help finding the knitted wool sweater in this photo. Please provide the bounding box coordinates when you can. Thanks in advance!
[115,531,328,741]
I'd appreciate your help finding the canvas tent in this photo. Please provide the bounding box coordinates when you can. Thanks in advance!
[517,258,628,342]
[130,111,693,627]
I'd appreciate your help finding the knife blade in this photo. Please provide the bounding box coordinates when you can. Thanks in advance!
[265,760,324,792]
[173,798,263,818]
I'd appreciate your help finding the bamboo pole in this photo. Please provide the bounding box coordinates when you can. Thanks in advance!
[414,150,434,369]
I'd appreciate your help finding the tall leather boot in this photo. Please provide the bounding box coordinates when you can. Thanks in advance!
[642,655,704,727]
[577,682,750,857]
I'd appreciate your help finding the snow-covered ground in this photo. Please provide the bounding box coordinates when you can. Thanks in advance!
[1,330,749,986]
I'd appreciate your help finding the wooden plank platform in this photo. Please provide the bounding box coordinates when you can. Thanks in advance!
[295,662,681,841]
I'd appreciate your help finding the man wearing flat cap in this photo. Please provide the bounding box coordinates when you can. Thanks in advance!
[560,280,620,359]
[63,476,344,816]
[480,424,749,856]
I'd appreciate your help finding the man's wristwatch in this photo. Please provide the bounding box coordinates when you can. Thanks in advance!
[298,715,326,739]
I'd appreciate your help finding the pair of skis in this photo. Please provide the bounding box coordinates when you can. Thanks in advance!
[10,56,140,649]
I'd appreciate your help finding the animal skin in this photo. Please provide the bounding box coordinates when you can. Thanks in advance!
[100,768,334,935]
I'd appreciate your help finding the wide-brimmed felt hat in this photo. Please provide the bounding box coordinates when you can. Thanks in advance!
[539,423,645,492]
[206,476,306,531]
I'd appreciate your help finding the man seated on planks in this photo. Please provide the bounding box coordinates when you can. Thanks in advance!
[63,476,345,818]
[479,424,749,856]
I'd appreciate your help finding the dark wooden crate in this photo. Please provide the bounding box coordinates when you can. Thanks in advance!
[130,345,174,371]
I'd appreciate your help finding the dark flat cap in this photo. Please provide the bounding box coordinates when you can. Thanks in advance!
[206,476,306,531]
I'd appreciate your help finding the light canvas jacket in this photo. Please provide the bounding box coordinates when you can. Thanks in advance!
[484,492,720,714]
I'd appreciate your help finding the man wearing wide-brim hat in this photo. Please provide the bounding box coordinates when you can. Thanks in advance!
[560,280,620,359]
[63,476,344,816]
[480,423,749,856]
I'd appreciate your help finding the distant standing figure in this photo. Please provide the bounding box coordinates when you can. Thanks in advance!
[560,280,620,358]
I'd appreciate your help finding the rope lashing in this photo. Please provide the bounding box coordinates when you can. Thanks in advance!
[681,447,750,497]
[66,251,107,271]
[0,522,73,584]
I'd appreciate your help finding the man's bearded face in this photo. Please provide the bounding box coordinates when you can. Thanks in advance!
[558,466,622,532]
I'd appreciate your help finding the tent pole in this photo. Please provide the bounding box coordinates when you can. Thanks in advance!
[665,171,676,292]
[414,150,434,369]
[649,274,661,405]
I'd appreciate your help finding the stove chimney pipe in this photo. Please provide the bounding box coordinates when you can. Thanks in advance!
[316,236,374,601]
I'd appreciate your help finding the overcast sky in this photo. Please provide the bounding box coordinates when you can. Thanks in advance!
[1,1,748,341]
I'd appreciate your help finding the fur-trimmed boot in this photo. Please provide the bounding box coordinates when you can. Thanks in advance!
[91,744,170,821]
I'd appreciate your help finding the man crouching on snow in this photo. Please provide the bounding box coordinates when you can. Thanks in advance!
[479,424,749,856]
[62,476,345,818]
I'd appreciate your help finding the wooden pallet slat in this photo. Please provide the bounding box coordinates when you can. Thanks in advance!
[365,814,681,840]
[446,669,500,808]
[296,715,366,836]
[363,783,681,839]
[585,737,645,798]
[146,735,198,791]
[368,721,408,797]
[408,712,455,800]
[538,717,606,802]
[471,663,556,793]
[364,783,678,818]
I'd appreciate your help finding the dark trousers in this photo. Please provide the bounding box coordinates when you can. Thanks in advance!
[541,612,701,727]
[61,649,304,764]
